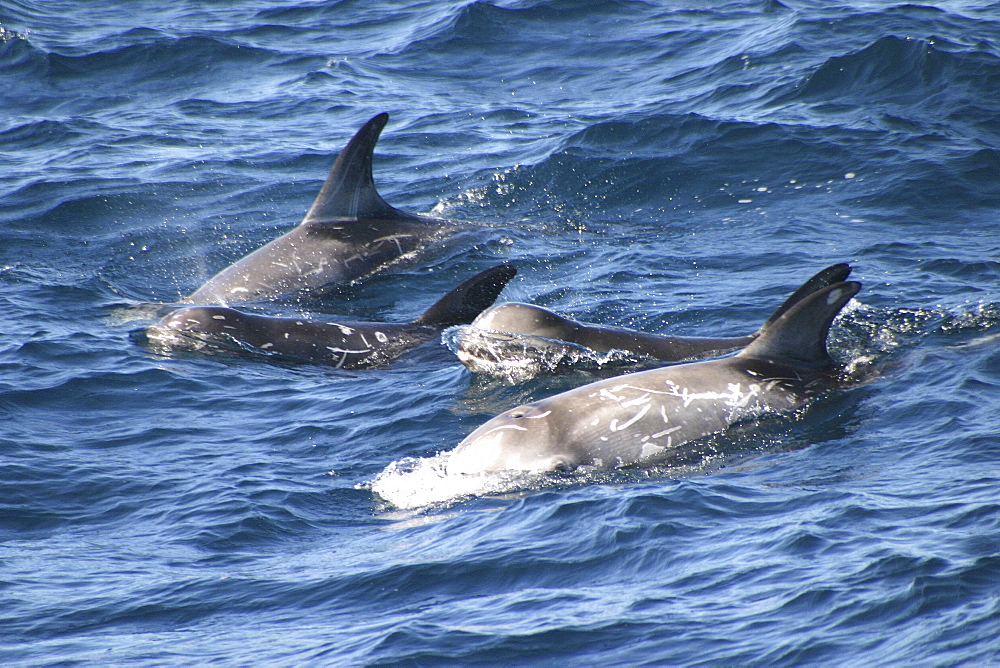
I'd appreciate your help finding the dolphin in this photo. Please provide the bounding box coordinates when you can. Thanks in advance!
[154,264,516,369]
[446,280,861,474]
[187,113,459,304]
[453,263,852,377]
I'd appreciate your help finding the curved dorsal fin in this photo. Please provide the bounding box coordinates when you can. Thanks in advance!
[739,280,860,369]
[303,113,408,222]
[416,264,518,328]
[758,263,853,333]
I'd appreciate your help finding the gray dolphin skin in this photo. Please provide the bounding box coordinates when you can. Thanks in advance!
[446,280,860,474]
[156,264,515,369]
[454,263,852,375]
[187,113,456,304]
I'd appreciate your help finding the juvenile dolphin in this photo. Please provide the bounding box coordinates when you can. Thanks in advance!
[446,280,861,474]
[187,113,459,304]
[453,264,852,377]
[155,265,516,369]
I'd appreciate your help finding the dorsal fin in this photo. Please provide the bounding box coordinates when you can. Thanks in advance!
[758,263,853,333]
[416,265,517,328]
[303,113,409,222]
[738,281,860,369]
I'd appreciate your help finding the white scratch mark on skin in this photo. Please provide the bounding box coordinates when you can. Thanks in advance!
[604,380,765,410]
[612,403,650,431]
[524,410,551,419]
[482,424,528,436]
[261,343,273,349]
[305,259,329,277]
[590,417,600,426]
[338,325,354,335]
[621,393,652,408]
[326,346,370,355]
[651,425,682,439]
[600,388,623,402]
[212,315,226,320]
[373,234,414,255]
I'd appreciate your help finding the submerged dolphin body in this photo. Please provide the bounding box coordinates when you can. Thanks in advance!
[187,113,457,304]
[155,265,516,369]
[453,264,852,377]
[446,280,861,474]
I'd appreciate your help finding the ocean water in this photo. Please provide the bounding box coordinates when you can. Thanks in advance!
[2,0,999,664]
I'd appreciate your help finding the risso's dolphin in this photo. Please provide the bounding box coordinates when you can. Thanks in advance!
[446,280,860,474]
[155,265,516,369]
[187,113,460,304]
[453,263,852,377]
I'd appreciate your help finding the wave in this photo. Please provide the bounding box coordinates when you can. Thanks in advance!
[773,33,1000,146]
[800,36,961,103]
[46,34,276,82]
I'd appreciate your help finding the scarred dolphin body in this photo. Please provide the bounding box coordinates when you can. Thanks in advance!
[446,280,861,474]
[187,113,457,304]
[154,265,516,369]
[453,264,852,377]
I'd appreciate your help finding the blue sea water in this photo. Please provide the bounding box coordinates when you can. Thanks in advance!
[2,0,999,664]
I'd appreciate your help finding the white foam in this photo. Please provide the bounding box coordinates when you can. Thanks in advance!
[368,452,531,510]
[442,326,637,382]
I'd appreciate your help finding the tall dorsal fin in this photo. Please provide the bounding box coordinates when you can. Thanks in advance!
[303,113,409,222]
[416,264,517,328]
[758,263,853,333]
[738,281,860,369]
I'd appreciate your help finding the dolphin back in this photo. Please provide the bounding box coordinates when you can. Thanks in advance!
[738,280,860,369]
[416,265,517,328]
[303,113,411,222]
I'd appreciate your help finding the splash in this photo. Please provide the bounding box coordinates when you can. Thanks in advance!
[368,438,761,512]
[835,299,1000,353]
[367,452,540,510]
[107,302,169,326]
[144,321,211,353]
[0,26,29,42]
[443,325,640,383]
[816,297,1000,382]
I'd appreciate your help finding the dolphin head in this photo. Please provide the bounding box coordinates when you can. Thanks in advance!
[472,302,577,340]
[446,403,580,475]
[454,303,590,379]
[160,306,249,335]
